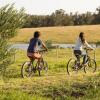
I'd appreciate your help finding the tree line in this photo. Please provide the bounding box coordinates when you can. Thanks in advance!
[23,7,100,28]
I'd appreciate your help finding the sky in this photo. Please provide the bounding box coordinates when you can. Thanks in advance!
[0,0,100,15]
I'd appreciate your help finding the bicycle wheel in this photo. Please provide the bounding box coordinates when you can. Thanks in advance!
[67,58,76,75]
[35,62,41,76]
[43,61,48,72]
[84,59,97,73]
[21,61,33,78]
[37,60,48,76]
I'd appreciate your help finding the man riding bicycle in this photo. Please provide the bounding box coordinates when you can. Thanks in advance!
[27,31,48,67]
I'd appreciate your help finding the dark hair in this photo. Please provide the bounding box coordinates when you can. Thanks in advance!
[34,31,41,38]
[79,32,85,44]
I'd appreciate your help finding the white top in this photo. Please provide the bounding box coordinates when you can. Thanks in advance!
[74,38,93,51]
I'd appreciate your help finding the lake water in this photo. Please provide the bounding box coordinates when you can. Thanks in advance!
[12,43,100,50]
[12,44,29,50]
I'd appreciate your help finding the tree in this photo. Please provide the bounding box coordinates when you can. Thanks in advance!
[53,9,66,26]
[23,7,100,27]
[0,4,26,77]
[92,7,100,24]
[84,12,94,24]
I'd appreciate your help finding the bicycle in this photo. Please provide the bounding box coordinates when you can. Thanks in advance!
[21,50,48,78]
[66,49,97,75]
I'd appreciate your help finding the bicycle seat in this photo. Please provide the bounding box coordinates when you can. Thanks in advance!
[74,53,82,58]
[28,56,35,61]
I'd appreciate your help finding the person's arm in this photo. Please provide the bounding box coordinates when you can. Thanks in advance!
[85,41,94,50]
[41,41,48,51]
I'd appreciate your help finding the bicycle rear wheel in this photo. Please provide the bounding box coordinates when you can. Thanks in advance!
[67,58,77,75]
[21,61,33,78]
[84,59,97,73]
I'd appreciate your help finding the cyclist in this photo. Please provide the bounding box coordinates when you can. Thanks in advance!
[74,32,94,66]
[27,31,48,67]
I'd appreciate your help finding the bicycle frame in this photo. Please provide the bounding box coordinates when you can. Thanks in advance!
[85,49,96,60]
[67,49,96,75]
[73,49,96,67]
[30,50,47,63]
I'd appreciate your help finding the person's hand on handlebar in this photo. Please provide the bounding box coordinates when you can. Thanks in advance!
[41,41,48,52]
[89,48,94,51]
[46,48,48,52]
[90,47,95,51]
[84,47,94,51]
[89,48,94,50]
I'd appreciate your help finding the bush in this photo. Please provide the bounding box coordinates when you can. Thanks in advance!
[96,41,100,45]
[45,40,53,49]
[0,4,26,77]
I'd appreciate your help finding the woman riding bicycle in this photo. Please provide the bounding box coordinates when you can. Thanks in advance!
[27,31,48,66]
[74,32,94,66]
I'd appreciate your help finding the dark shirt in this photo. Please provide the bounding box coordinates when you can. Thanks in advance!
[27,38,42,53]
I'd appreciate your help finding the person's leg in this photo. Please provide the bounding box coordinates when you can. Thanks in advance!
[33,52,42,68]
[76,55,80,64]
[83,55,88,65]
[27,52,35,66]
[74,50,81,66]
[37,58,42,68]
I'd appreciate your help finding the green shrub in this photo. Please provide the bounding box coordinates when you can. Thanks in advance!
[45,40,53,49]
[0,4,26,77]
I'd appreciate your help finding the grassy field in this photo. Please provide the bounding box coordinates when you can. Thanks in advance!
[0,48,100,100]
[10,25,100,43]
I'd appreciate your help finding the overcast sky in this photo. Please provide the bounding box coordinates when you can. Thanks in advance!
[0,0,100,15]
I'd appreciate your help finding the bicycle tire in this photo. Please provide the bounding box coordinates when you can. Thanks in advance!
[84,59,97,73]
[43,61,48,72]
[66,58,76,75]
[37,60,48,76]
[21,61,33,78]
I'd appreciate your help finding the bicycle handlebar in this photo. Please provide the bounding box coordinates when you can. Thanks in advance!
[84,48,96,60]
[39,50,48,53]
[84,48,93,51]
[84,48,95,53]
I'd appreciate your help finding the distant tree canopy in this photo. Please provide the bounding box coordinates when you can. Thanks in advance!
[23,7,100,28]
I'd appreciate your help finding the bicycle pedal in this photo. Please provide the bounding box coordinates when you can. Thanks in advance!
[32,67,36,71]
[33,70,36,73]
[38,66,42,70]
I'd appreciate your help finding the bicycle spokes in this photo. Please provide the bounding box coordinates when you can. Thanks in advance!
[84,59,97,73]
[67,58,77,75]
[21,61,33,78]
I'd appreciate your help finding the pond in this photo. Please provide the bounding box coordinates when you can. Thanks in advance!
[12,43,100,50]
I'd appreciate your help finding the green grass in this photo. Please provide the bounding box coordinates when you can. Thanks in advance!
[0,48,100,100]
[10,25,100,43]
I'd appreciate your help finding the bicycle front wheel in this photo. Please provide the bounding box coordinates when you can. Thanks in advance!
[21,61,33,78]
[84,59,97,73]
[37,60,48,76]
[67,58,76,75]
[43,61,48,72]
